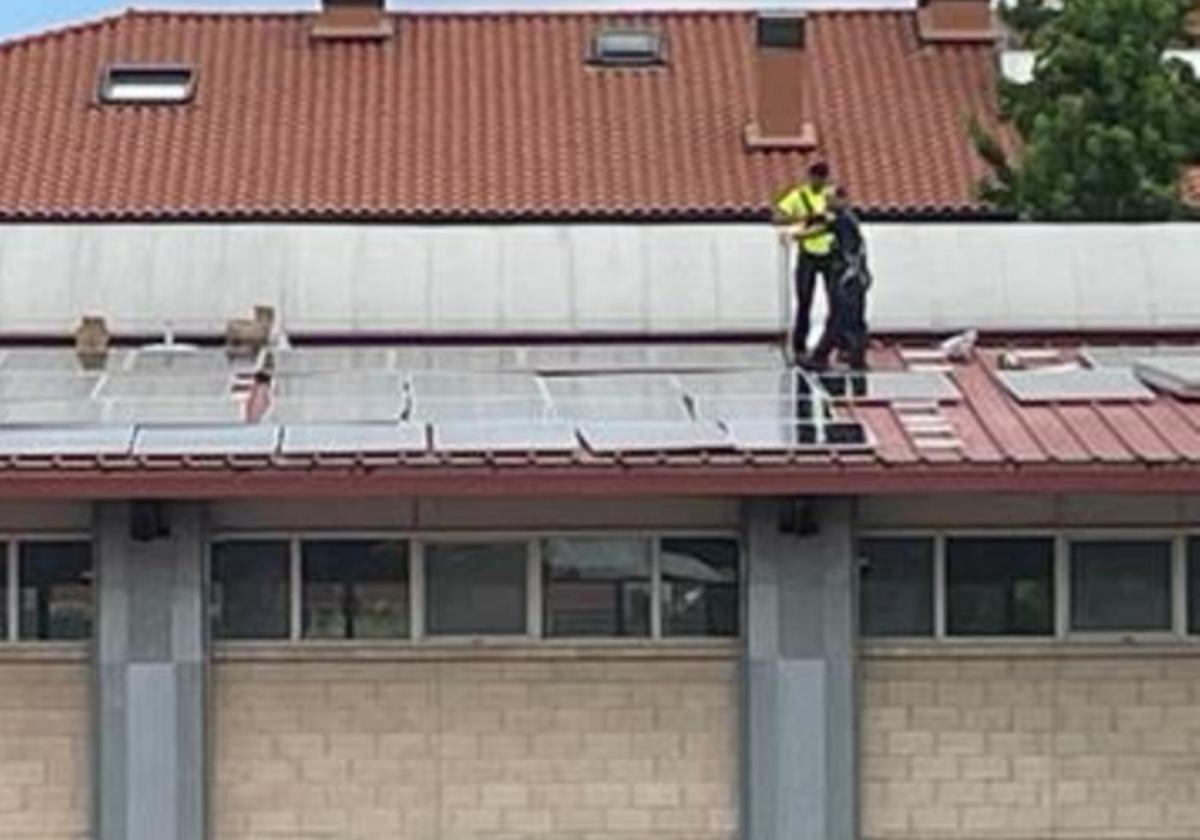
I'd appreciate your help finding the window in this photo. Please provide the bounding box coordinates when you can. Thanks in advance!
[211,541,290,640]
[425,542,528,636]
[302,540,409,640]
[946,537,1054,636]
[661,538,739,637]
[543,538,650,637]
[590,29,666,66]
[757,14,806,49]
[19,542,92,641]
[859,538,934,638]
[1190,538,1200,635]
[1071,539,1172,632]
[99,65,196,104]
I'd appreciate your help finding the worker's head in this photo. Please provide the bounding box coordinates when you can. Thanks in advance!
[807,160,831,187]
[831,186,850,210]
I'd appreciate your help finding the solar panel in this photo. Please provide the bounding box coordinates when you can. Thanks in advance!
[678,370,807,399]
[1,349,126,372]
[105,399,246,424]
[134,425,280,457]
[416,347,527,372]
[0,374,100,401]
[409,372,542,400]
[99,374,232,399]
[281,424,427,455]
[1134,356,1200,398]
[409,397,553,423]
[273,371,405,399]
[691,396,821,423]
[544,374,679,401]
[998,368,1155,403]
[0,400,106,426]
[267,396,404,424]
[432,421,578,453]
[647,344,784,371]
[0,426,135,457]
[552,397,690,422]
[578,421,729,452]
[525,345,655,373]
[129,349,249,374]
[1083,345,1200,368]
[725,420,871,450]
[818,372,960,403]
[271,347,396,374]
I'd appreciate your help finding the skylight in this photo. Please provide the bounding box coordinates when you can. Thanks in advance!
[590,29,666,66]
[99,66,196,105]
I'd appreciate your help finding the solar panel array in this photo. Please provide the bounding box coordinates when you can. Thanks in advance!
[0,344,893,457]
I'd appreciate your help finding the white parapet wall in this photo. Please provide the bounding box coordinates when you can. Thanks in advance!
[0,222,1197,336]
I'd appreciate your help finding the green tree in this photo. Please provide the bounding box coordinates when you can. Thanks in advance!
[971,0,1200,220]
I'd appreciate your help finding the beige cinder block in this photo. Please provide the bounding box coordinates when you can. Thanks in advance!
[861,650,1200,840]
[213,650,738,840]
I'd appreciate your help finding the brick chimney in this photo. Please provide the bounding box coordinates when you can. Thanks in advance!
[916,0,997,43]
[744,13,818,152]
[312,0,394,41]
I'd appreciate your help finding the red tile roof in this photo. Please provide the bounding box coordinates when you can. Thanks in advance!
[0,9,1011,222]
[2,339,1200,498]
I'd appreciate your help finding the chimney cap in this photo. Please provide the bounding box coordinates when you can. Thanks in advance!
[313,0,393,41]
[917,0,997,44]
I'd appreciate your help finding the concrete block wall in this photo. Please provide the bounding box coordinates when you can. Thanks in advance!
[0,661,90,840]
[861,648,1200,839]
[213,648,738,840]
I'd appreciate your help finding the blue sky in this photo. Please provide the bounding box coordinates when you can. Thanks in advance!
[0,0,891,39]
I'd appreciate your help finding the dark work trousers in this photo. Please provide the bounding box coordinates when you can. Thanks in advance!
[793,250,837,360]
[833,275,869,368]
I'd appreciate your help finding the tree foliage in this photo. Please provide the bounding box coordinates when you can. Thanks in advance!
[972,0,1200,220]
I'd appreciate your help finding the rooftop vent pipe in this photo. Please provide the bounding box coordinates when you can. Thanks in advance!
[312,0,394,42]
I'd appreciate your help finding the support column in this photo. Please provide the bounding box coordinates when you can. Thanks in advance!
[741,498,857,840]
[94,502,207,840]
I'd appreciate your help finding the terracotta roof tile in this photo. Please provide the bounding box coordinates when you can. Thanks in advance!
[0,8,1010,221]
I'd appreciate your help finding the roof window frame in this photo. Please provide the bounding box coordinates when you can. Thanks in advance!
[97,63,198,106]
[588,27,668,68]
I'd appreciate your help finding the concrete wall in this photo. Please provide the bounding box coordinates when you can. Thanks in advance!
[0,657,90,840]
[1,223,1198,337]
[861,647,1200,840]
[212,648,737,840]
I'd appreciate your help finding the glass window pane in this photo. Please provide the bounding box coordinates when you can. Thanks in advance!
[211,541,290,640]
[859,538,934,637]
[425,542,527,636]
[1189,538,1200,635]
[946,537,1054,637]
[302,540,409,640]
[660,538,739,637]
[543,538,650,637]
[19,542,92,641]
[1071,540,1171,632]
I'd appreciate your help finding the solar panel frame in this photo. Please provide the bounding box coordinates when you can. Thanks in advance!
[431,421,579,453]
[281,423,428,455]
[724,419,873,450]
[1134,356,1200,398]
[133,425,281,457]
[267,396,405,424]
[0,426,136,457]
[577,420,730,453]
[98,373,233,399]
[998,368,1155,403]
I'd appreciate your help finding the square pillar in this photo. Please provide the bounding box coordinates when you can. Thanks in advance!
[94,502,208,840]
[741,498,857,840]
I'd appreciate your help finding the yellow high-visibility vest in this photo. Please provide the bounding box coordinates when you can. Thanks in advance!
[776,183,834,256]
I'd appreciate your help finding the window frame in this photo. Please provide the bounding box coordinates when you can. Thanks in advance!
[97,63,198,106]
[0,532,94,644]
[207,528,740,646]
[587,28,668,67]
[860,528,1199,645]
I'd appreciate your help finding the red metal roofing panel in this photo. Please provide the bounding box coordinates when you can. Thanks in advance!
[1050,404,1132,464]
[949,363,1047,464]
[0,9,1009,221]
[1096,404,1180,463]
[1136,400,1200,462]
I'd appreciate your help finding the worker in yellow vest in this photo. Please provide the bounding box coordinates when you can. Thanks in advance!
[774,161,837,368]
